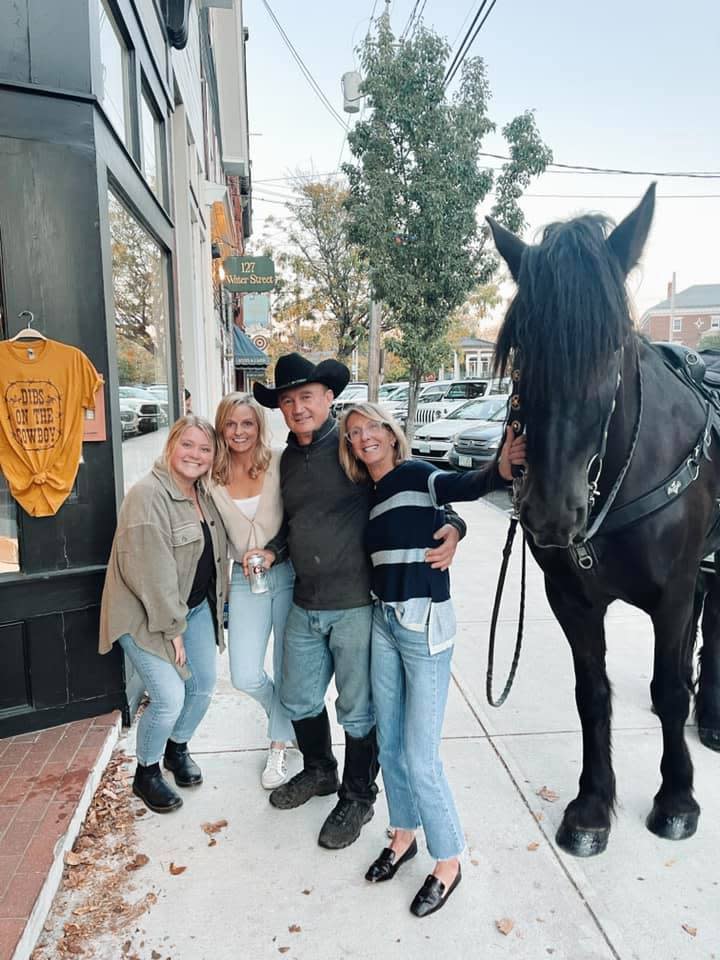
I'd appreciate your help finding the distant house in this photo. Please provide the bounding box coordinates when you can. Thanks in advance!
[639,284,720,349]
[446,336,496,379]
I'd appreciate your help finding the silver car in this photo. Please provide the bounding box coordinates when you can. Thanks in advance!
[411,395,509,465]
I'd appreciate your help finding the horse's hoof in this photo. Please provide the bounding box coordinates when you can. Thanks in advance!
[556,822,609,857]
[645,805,699,840]
[698,726,720,752]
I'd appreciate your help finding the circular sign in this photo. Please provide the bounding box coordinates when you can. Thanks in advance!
[253,335,269,350]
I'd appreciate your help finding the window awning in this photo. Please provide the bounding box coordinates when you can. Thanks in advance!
[233,327,269,368]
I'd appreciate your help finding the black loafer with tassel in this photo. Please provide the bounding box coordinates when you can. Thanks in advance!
[410,865,462,918]
[365,838,418,882]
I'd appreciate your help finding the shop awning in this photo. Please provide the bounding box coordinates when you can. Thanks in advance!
[233,327,269,368]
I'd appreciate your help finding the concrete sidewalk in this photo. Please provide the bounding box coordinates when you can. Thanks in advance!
[34,499,720,960]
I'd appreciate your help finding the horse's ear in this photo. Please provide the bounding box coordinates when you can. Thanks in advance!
[486,217,526,282]
[607,183,656,275]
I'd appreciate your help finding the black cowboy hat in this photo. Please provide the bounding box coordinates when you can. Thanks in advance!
[253,352,351,409]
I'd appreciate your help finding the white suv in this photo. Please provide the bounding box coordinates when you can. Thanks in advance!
[414,378,510,426]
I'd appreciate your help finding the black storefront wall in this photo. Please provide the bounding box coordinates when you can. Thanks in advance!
[0,0,181,736]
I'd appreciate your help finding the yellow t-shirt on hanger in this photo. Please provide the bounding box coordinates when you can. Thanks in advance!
[0,338,104,517]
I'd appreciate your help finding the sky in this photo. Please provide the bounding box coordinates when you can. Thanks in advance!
[243,0,719,318]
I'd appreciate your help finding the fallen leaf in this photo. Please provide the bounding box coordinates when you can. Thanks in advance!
[135,808,147,818]
[496,918,514,936]
[201,819,228,835]
[289,924,301,933]
[278,949,289,955]
[682,924,697,938]
[122,943,131,955]
[207,838,217,847]
[301,888,312,895]
[151,952,162,959]
[533,811,544,822]
[536,786,559,802]
[665,858,676,867]
[527,841,540,851]
[125,853,150,872]
[169,863,187,876]
[470,858,480,866]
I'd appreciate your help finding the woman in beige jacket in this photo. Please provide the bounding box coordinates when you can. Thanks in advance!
[100,416,228,813]
[212,393,294,789]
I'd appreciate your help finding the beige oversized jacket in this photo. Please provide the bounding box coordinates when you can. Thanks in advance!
[210,449,284,560]
[99,461,228,678]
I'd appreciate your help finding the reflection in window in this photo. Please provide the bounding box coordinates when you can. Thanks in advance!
[141,91,163,199]
[0,473,19,574]
[99,0,129,146]
[108,193,170,491]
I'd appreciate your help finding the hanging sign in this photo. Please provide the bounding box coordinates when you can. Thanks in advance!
[223,256,275,293]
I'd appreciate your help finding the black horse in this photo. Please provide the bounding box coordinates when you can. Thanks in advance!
[487,185,720,857]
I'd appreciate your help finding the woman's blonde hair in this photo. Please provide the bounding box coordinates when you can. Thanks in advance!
[162,415,217,492]
[338,402,409,483]
[213,392,272,484]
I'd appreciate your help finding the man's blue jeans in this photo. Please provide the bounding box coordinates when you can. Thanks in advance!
[119,599,217,766]
[227,559,294,743]
[371,603,464,860]
[280,602,374,738]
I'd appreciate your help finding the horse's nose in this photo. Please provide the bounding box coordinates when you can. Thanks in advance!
[520,500,587,548]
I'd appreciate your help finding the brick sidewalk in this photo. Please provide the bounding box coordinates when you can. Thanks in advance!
[0,714,121,960]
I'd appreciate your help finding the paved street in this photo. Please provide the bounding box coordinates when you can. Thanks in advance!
[34,497,720,960]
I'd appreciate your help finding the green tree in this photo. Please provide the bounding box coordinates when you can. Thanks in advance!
[282,177,370,362]
[344,19,551,434]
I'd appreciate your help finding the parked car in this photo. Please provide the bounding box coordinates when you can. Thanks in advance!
[411,395,509,465]
[378,381,408,401]
[118,386,161,433]
[119,402,140,439]
[414,377,511,426]
[142,383,170,424]
[448,405,509,470]
[332,382,408,425]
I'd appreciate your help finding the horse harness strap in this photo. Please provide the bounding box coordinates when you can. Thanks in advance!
[598,403,714,536]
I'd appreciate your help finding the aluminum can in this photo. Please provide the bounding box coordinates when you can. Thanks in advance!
[247,553,269,595]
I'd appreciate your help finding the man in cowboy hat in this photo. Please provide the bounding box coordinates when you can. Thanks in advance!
[251,353,465,849]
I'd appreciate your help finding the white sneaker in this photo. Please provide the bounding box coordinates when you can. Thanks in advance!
[261,747,288,790]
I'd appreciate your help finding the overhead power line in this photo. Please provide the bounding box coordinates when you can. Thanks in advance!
[401,0,421,39]
[406,0,428,40]
[478,151,720,179]
[260,0,347,131]
[444,0,498,88]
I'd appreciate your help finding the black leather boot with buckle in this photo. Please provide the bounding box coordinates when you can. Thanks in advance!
[133,762,183,813]
[269,708,339,810]
[163,740,203,787]
[318,727,379,850]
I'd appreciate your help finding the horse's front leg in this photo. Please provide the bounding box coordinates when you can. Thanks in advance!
[647,589,700,839]
[697,559,720,750]
[545,581,613,857]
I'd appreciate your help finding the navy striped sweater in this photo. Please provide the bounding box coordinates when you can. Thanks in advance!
[367,459,504,651]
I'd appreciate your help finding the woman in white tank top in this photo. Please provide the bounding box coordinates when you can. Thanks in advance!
[211,393,294,789]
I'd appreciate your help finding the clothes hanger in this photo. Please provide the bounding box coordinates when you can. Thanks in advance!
[10,311,47,341]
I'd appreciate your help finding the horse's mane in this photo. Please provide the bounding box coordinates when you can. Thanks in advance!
[494,214,633,409]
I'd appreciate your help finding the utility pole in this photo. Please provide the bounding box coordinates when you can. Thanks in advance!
[367,298,381,401]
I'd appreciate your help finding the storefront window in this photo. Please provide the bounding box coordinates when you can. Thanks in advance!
[108,192,170,492]
[99,0,130,146]
[0,474,19,574]
[140,90,164,201]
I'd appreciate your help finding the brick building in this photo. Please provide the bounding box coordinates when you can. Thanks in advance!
[639,284,720,349]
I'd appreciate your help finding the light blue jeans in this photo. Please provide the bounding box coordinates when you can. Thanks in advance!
[371,603,464,860]
[281,602,374,738]
[227,558,294,743]
[119,599,217,766]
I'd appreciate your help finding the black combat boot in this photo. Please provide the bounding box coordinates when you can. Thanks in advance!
[318,727,379,849]
[163,740,203,787]
[133,762,183,813]
[269,708,339,809]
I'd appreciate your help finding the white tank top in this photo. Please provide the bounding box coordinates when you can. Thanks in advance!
[232,494,261,521]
